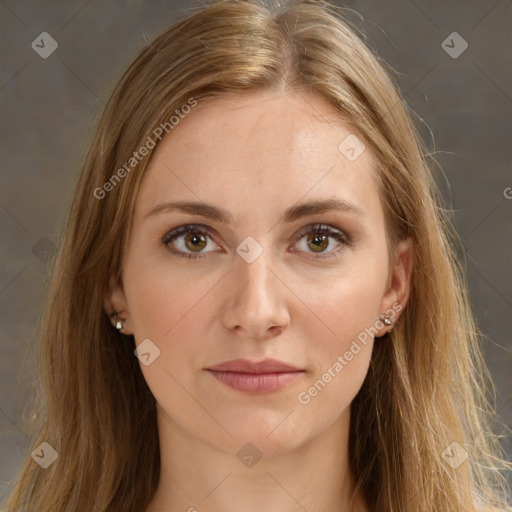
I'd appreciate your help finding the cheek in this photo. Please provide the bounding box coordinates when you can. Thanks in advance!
[122,243,206,340]
[296,263,385,352]
[294,304,376,421]
[292,263,385,410]
[123,265,212,412]
[123,257,222,366]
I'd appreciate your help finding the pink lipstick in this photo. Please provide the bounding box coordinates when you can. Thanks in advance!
[205,358,305,393]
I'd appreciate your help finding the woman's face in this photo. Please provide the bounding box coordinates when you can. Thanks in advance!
[107,89,411,455]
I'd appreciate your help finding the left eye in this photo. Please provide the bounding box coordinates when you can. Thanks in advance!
[293,224,349,257]
[161,223,350,260]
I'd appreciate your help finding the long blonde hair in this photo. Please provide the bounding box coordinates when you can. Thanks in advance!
[4,1,511,511]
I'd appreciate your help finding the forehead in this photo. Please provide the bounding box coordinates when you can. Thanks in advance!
[135,90,383,227]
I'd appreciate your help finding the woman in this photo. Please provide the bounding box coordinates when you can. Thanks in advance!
[4,0,511,511]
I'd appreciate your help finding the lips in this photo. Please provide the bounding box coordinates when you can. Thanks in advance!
[205,358,303,373]
[204,358,305,393]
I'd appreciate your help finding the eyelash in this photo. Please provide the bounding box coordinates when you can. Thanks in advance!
[161,223,351,260]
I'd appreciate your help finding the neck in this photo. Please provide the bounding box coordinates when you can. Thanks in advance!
[145,404,368,512]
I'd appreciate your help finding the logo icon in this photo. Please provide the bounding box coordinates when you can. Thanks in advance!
[134,338,161,366]
[236,442,262,468]
[338,134,366,162]
[31,32,59,59]
[441,441,468,469]
[32,237,57,262]
[236,236,264,264]
[441,32,468,59]
[31,441,58,469]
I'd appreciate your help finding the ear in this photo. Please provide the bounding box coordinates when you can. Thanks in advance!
[103,273,133,335]
[377,236,414,336]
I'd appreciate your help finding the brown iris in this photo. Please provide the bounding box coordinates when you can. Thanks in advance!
[184,232,207,252]
[308,234,328,252]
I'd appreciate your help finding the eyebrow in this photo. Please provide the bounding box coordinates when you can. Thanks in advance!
[144,198,365,224]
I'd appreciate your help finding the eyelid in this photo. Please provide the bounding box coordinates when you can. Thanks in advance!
[161,223,219,246]
[294,223,351,245]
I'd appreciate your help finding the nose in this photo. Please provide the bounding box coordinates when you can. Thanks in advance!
[221,248,290,341]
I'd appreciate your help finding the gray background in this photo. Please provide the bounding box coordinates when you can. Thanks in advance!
[1,0,511,503]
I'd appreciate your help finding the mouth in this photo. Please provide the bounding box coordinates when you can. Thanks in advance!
[205,369,305,393]
[204,358,305,393]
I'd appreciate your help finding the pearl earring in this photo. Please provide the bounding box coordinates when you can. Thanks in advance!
[379,314,394,333]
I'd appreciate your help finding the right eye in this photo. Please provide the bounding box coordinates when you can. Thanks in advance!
[162,224,220,259]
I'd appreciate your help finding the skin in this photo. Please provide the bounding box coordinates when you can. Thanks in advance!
[105,89,413,512]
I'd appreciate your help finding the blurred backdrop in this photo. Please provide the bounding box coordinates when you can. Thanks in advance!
[1,0,511,502]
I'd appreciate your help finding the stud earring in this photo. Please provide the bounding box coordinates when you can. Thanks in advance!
[379,314,394,333]
[379,314,392,326]
[111,311,125,331]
